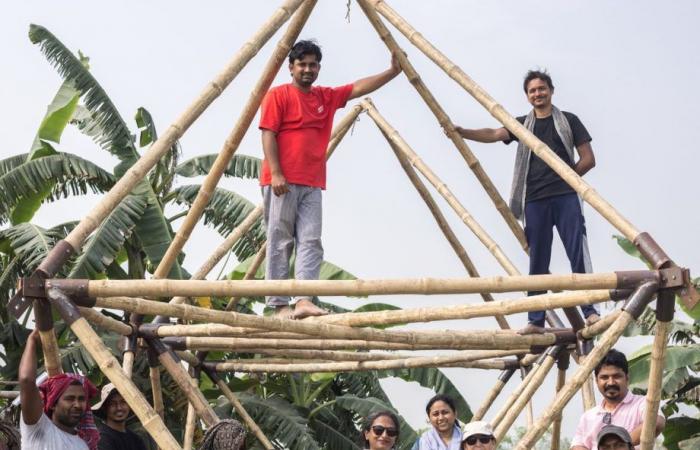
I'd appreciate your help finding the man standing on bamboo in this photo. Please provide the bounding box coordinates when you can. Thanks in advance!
[454,70,599,334]
[260,40,401,319]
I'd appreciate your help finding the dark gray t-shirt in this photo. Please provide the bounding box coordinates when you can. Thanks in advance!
[505,111,591,202]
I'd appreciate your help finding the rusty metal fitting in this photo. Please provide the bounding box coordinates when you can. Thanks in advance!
[201,363,221,382]
[562,307,586,332]
[46,287,82,325]
[622,281,659,319]
[147,346,159,367]
[552,329,577,345]
[44,279,92,303]
[33,299,53,331]
[633,232,671,269]
[577,338,594,357]
[36,240,76,278]
[546,344,565,359]
[609,289,633,301]
[616,270,661,289]
[138,323,164,339]
[145,336,168,355]
[161,337,186,351]
[498,368,516,383]
[655,290,675,322]
[503,359,521,370]
[556,350,570,370]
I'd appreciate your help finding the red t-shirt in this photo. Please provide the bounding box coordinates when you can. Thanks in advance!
[259,83,354,189]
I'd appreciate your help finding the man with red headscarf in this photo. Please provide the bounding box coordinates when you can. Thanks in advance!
[19,329,100,450]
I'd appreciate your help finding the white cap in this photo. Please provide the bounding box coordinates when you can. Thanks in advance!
[462,421,495,439]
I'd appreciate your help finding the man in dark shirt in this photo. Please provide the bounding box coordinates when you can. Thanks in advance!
[92,384,147,450]
[454,70,599,333]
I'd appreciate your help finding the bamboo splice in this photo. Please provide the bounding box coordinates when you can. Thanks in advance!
[73,272,627,298]
[154,0,318,279]
[514,282,657,449]
[366,0,639,241]
[356,0,527,251]
[315,290,611,327]
[59,0,306,255]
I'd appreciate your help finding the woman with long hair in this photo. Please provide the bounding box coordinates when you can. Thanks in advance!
[361,410,400,450]
[411,395,461,450]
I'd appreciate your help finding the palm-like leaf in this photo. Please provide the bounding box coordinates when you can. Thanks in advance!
[0,256,21,309]
[135,107,180,197]
[311,420,361,450]
[176,154,261,180]
[68,195,147,279]
[29,24,136,160]
[0,223,63,270]
[0,152,115,225]
[0,154,30,175]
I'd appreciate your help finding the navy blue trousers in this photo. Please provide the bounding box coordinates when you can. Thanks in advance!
[524,193,598,326]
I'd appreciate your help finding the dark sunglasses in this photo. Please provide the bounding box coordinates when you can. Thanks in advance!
[602,412,612,425]
[371,425,398,438]
[465,435,493,445]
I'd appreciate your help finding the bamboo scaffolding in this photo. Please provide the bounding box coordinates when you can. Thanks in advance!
[581,375,596,411]
[471,369,514,422]
[46,289,181,450]
[171,336,431,351]
[494,348,560,442]
[578,309,621,339]
[240,348,527,362]
[154,0,318,279]
[514,282,657,449]
[34,300,62,377]
[356,0,527,251]
[0,391,19,399]
[147,350,165,420]
[316,290,611,327]
[149,323,314,339]
[490,359,541,429]
[226,245,267,311]
[78,307,133,335]
[183,403,196,450]
[550,364,567,450]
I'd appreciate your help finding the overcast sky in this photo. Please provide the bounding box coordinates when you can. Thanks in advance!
[3,0,699,444]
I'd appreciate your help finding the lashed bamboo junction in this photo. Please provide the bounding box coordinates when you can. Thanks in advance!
[7,1,699,449]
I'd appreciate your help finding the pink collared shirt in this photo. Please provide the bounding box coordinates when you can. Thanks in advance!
[571,391,646,450]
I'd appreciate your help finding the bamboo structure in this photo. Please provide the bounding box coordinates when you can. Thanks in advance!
[490,358,542,429]
[183,404,196,450]
[471,369,514,422]
[550,355,568,450]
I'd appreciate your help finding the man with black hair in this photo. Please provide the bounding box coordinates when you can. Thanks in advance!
[92,384,147,450]
[453,70,599,334]
[570,349,665,450]
[260,39,401,319]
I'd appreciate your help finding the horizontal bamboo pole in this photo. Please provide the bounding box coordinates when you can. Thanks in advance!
[151,323,315,340]
[174,337,431,351]
[0,391,19,399]
[357,0,527,251]
[367,0,639,240]
[78,307,132,335]
[154,0,318,279]
[61,0,306,253]
[71,272,625,298]
[316,290,611,327]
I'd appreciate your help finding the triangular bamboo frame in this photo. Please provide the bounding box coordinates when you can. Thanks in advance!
[11,1,697,449]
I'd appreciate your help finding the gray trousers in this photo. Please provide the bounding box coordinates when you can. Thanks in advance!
[262,184,323,306]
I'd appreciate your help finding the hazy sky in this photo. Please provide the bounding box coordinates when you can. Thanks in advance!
[3,0,699,444]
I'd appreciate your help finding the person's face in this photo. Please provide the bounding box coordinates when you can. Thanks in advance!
[526,77,553,109]
[599,435,631,450]
[428,400,456,434]
[596,365,629,402]
[364,415,398,450]
[289,54,320,89]
[52,384,86,430]
[462,434,496,450]
[105,392,130,424]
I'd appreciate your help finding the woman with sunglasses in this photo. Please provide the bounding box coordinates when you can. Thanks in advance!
[411,395,461,450]
[460,421,496,450]
[362,411,401,450]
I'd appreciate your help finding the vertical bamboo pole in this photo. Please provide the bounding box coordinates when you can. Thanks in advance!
[356,0,527,251]
[514,282,658,449]
[153,0,319,279]
[640,291,674,450]
[147,349,165,420]
[46,288,181,450]
[550,352,569,450]
[182,403,197,450]
[581,375,596,411]
[471,369,514,422]
[34,300,63,376]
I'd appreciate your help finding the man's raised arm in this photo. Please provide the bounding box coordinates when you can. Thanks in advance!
[19,329,44,425]
[348,53,402,100]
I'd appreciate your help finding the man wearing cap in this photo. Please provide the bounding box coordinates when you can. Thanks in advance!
[571,349,665,450]
[92,384,147,450]
[19,330,100,450]
[596,425,634,450]
[460,421,496,450]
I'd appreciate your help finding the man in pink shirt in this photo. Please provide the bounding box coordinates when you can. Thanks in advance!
[571,349,665,450]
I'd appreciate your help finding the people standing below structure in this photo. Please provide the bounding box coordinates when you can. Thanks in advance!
[92,384,147,450]
[19,329,100,450]
[453,69,599,334]
[460,421,496,450]
[260,40,402,319]
[570,349,665,450]
[361,410,401,450]
[412,394,462,449]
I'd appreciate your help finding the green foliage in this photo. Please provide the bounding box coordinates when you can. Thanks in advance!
[176,154,261,180]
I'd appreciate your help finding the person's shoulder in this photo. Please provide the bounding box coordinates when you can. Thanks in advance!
[516,115,527,123]
[562,111,583,122]
[266,84,292,99]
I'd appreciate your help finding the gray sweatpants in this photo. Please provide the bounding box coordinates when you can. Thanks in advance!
[262,184,323,306]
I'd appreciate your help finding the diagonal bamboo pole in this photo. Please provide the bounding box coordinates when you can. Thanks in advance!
[356,0,527,251]
[490,362,540,429]
[471,369,515,422]
[514,282,658,449]
[46,288,181,450]
[154,0,318,279]
[78,307,133,335]
[578,309,621,339]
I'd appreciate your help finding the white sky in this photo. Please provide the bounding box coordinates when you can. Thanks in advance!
[2,0,699,444]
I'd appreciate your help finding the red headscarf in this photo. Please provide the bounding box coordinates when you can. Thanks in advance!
[38,373,100,450]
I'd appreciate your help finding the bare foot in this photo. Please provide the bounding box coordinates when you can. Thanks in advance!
[585,313,601,326]
[273,305,295,319]
[293,298,328,319]
[518,323,546,335]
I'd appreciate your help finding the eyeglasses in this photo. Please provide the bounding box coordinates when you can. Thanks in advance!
[602,412,612,425]
[465,435,493,445]
[371,425,398,438]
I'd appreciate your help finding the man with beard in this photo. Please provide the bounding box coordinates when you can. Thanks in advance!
[19,330,100,450]
[571,349,665,449]
[92,384,147,450]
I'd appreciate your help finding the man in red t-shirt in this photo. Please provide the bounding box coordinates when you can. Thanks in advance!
[260,40,401,319]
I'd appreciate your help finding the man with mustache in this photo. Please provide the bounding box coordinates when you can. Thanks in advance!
[570,349,665,450]
[92,384,147,450]
[453,70,600,334]
[19,330,100,450]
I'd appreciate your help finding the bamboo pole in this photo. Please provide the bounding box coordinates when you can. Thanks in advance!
[147,350,165,420]
[490,363,540,429]
[471,369,514,422]
[316,290,611,327]
[550,360,567,450]
[240,348,525,362]
[581,376,596,411]
[366,0,639,241]
[34,300,63,377]
[67,271,633,298]
[494,348,560,442]
[226,245,267,311]
[514,282,657,449]
[154,0,318,279]
[46,289,181,450]
[183,403,196,450]
[0,391,19,399]
[78,307,133,335]
[177,338,433,351]
[578,309,621,339]
[356,0,527,251]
